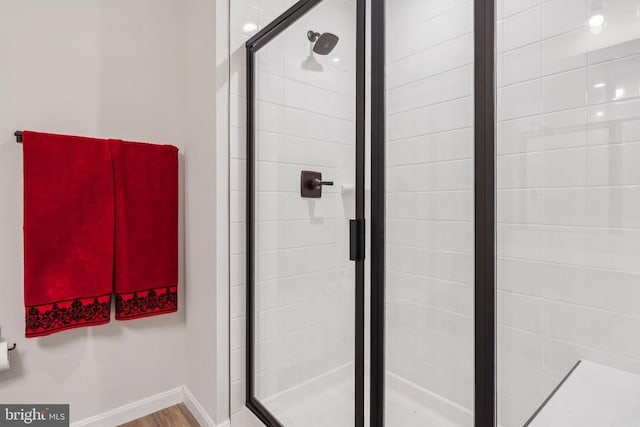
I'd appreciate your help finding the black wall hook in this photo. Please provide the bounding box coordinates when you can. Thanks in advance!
[15,131,23,143]
[8,343,16,351]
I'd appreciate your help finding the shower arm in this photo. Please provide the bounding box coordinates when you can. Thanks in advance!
[307,30,321,42]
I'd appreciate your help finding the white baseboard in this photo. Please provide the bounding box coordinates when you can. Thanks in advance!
[183,386,229,427]
[71,387,183,427]
[71,386,228,427]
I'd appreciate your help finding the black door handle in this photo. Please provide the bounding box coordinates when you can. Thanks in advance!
[350,219,365,261]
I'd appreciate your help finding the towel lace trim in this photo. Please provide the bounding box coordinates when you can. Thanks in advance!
[115,287,177,319]
[26,295,111,337]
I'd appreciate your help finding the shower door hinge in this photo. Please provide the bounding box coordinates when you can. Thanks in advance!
[349,219,365,262]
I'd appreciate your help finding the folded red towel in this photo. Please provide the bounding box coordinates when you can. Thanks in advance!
[109,140,179,320]
[23,131,114,337]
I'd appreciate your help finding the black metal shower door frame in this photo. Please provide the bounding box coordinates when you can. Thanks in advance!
[369,0,497,426]
[245,0,367,426]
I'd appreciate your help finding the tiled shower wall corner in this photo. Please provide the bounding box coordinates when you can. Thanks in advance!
[230,0,295,413]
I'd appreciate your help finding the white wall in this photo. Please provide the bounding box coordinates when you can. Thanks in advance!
[0,1,230,424]
[183,0,230,424]
[0,1,186,422]
[496,0,640,425]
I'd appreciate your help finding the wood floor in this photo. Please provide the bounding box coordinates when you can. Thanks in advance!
[119,404,200,427]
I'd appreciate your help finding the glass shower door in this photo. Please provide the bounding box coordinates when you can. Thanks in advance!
[373,0,477,426]
[245,0,363,426]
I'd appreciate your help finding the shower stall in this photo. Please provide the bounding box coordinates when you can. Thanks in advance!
[240,0,640,425]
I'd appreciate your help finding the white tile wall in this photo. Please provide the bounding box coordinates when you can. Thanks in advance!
[231,0,640,426]
[497,0,640,425]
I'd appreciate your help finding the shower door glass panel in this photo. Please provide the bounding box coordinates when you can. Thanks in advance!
[252,1,357,425]
[384,0,475,425]
[497,1,640,425]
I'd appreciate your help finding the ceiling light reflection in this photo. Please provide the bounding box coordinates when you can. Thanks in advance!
[589,13,604,27]
[243,22,258,33]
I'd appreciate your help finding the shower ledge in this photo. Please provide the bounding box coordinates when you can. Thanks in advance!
[526,360,640,427]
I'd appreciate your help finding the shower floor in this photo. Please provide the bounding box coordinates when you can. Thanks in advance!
[261,368,469,427]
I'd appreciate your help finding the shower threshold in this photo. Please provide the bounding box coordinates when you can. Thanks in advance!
[258,363,471,426]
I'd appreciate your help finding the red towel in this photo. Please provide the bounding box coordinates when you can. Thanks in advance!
[23,131,114,337]
[109,140,179,320]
